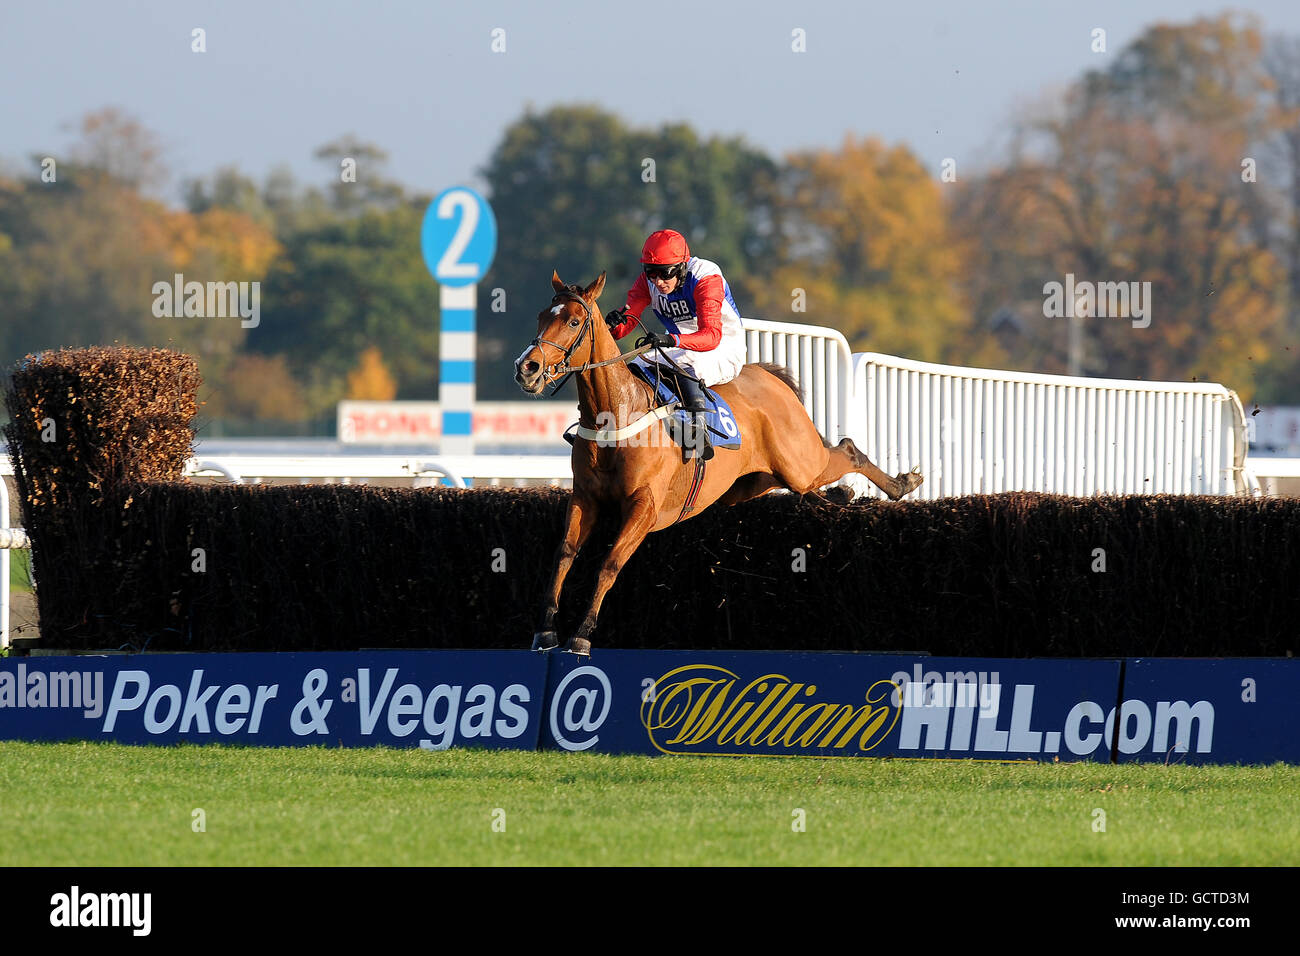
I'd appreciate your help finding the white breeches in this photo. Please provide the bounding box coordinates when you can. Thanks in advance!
[634,335,747,387]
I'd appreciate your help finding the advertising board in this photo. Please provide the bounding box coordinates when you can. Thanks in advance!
[1116,658,1300,764]
[540,651,1123,761]
[0,652,546,750]
[5,650,1295,764]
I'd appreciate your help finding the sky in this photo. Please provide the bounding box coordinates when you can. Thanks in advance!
[5,0,1300,202]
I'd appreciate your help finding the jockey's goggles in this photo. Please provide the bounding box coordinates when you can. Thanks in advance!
[644,262,685,281]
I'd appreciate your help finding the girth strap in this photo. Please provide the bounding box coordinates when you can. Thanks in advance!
[673,456,708,525]
[574,405,678,442]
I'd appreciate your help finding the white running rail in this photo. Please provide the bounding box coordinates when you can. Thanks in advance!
[849,352,1257,498]
[744,318,854,445]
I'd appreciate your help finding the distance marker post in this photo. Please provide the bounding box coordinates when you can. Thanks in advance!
[421,186,497,456]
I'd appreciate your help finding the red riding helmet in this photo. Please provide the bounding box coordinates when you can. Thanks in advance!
[641,229,690,266]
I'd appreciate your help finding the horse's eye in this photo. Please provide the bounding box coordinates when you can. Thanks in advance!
[568,318,581,327]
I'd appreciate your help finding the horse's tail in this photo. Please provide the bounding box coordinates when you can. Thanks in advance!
[749,361,834,448]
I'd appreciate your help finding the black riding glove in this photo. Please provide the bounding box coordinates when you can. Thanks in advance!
[636,331,677,350]
[604,307,627,331]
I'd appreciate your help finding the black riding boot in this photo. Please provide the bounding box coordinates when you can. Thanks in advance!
[677,377,715,461]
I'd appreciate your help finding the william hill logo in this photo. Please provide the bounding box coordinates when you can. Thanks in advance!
[640,665,899,755]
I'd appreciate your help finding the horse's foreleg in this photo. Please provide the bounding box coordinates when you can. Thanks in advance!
[810,438,923,501]
[564,490,658,656]
[533,495,598,650]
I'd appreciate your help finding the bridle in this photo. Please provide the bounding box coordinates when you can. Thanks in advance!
[527,290,653,397]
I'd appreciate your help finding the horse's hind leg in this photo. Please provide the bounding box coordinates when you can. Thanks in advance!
[821,437,925,502]
[534,495,598,650]
[807,438,923,501]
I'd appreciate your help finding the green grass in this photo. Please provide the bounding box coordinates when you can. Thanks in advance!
[7,548,31,593]
[1,742,1296,866]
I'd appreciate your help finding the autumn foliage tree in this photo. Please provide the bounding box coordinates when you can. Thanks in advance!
[201,353,307,424]
[749,136,983,366]
[0,108,282,388]
[478,105,784,397]
[345,346,398,400]
[955,14,1289,395]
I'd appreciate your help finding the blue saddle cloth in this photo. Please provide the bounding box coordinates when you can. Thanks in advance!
[630,363,742,450]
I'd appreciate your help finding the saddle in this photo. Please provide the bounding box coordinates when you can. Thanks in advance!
[630,362,742,453]
[561,362,743,454]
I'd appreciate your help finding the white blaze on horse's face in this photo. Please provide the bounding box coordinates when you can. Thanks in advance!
[515,298,589,395]
[514,343,537,376]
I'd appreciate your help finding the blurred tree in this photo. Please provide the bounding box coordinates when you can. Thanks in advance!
[1258,34,1300,400]
[178,136,433,421]
[248,199,439,416]
[190,206,283,276]
[346,345,398,400]
[629,121,785,309]
[183,165,273,228]
[956,14,1289,397]
[314,136,406,214]
[66,106,168,194]
[1081,14,1275,133]
[746,136,979,366]
[0,165,171,360]
[479,104,783,398]
[0,109,294,431]
[199,353,307,424]
[949,166,1066,373]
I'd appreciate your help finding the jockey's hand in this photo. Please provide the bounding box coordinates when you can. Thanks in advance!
[604,307,627,331]
[636,331,677,350]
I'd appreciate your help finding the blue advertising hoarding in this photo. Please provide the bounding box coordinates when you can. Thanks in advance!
[540,651,1124,761]
[0,651,546,749]
[4,650,1297,763]
[1116,658,1300,764]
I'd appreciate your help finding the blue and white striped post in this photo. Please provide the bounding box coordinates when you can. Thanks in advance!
[421,187,497,456]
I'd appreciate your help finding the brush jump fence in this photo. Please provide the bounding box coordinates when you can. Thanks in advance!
[1,323,1291,651]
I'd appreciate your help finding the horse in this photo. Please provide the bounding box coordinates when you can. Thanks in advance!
[514,270,923,656]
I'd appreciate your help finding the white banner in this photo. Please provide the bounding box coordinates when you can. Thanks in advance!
[338,401,576,447]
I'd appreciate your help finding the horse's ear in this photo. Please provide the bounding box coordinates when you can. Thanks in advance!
[551,270,566,293]
[584,271,606,301]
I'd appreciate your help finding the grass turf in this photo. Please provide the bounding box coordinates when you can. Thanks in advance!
[6,548,31,594]
[1,741,1296,866]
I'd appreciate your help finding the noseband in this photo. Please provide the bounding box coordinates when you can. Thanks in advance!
[528,290,594,396]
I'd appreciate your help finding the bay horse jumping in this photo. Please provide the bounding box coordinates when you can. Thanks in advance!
[514,270,923,655]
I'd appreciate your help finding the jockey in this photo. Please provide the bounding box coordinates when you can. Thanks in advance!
[604,229,747,460]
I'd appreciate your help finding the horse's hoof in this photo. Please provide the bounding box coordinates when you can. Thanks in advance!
[531,630,560,652]
[893,470,924,499]
[563,637,592,657]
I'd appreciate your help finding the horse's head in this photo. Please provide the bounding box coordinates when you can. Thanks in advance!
[514,270,607,395]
